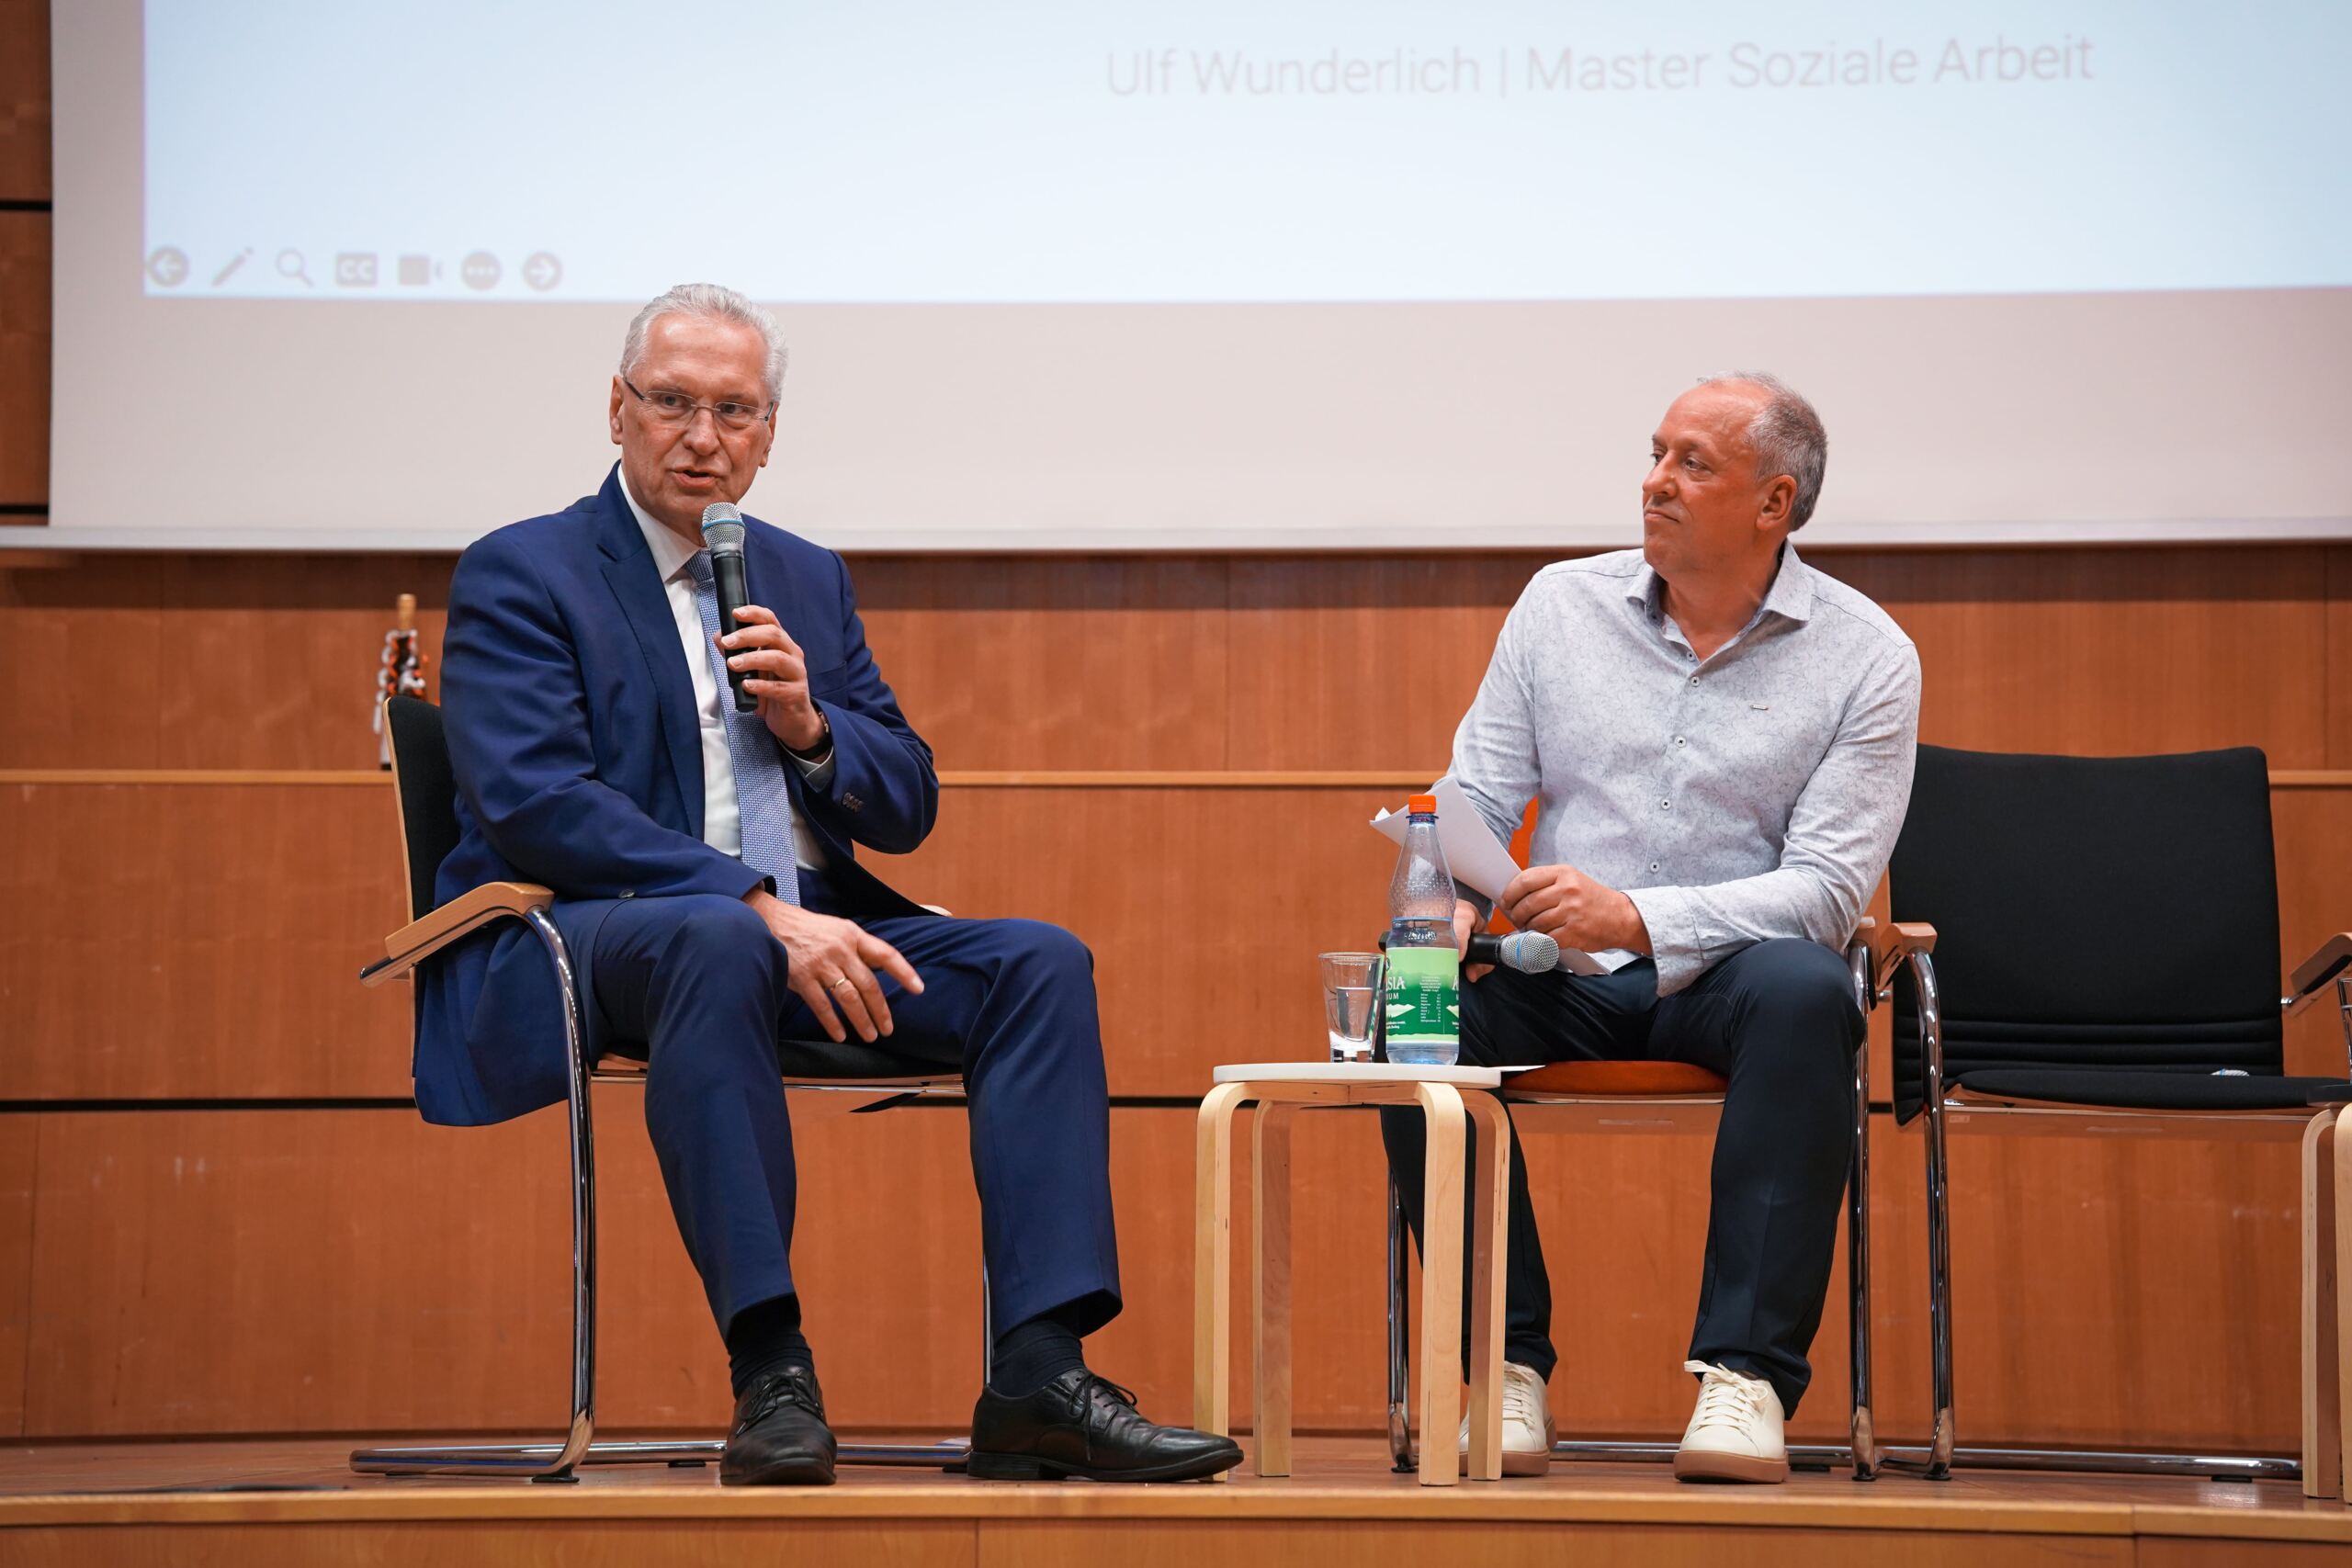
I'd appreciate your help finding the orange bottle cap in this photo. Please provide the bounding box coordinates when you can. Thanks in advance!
[1408,794,1438,814]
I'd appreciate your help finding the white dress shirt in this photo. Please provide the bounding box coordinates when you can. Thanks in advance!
[619,471,832,875]
[1446,543,1920,994]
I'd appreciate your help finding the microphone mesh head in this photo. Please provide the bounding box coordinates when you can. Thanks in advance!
[1512,931,1561,974]
[700,502,745,553]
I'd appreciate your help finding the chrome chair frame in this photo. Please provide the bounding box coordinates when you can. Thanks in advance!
[1384,937,1888,1479]
[1885,946,2351,1483]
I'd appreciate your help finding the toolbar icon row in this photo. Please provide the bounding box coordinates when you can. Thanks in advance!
[145,247,563,292]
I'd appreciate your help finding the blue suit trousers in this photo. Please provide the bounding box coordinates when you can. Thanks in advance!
[580,888,1123,1344]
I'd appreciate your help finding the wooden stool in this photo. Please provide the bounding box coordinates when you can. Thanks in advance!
[1193,1063,1510,1486]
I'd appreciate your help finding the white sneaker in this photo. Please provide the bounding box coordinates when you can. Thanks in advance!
[1456,1360,1555,1476]
[1673,1360,1789,1483]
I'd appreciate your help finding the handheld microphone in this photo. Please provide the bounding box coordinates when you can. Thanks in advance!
[699,502,757,713]
[1465,930,1560,975]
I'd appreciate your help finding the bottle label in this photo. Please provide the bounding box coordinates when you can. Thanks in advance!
[1384,945,1459,1046]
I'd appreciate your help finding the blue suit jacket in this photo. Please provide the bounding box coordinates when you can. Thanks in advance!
[414,468,937,1125]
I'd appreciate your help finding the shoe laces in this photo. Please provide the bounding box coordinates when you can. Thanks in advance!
[736,1369,822,1433]
[1501,1366,1546,1429]
[1067,1371,1144,1426]
[1683,1360,1774,1430]
[1080,1372,1141,1412]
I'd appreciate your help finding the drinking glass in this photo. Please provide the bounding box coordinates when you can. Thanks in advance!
[1318,952,1385,1063]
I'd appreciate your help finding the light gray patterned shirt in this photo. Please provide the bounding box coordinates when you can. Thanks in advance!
[1444,543,1921,995]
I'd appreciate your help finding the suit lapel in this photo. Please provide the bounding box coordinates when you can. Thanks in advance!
[594,471,707,839]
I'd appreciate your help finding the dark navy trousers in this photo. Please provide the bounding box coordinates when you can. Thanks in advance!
[579,883,1123,1345]
[1379,937,1860,1417]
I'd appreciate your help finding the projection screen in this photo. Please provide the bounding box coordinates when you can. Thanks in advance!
[38,0,2352,551]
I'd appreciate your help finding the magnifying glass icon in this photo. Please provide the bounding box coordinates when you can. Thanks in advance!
[276,248,312,288]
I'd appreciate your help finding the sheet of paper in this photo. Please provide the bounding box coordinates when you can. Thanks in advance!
[1370,777,1521,900]
[1371,777,1609,976]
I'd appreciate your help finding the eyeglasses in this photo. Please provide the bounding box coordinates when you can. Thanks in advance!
[622,376,773,433]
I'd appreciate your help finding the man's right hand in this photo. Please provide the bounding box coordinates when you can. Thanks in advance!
[1453,898,1494,984]
[742,888,924,1043]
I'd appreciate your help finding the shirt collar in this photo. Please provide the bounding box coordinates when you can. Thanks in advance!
[617,467,703,582]
[1762,540,1816,623]
[1625,540,1816,626]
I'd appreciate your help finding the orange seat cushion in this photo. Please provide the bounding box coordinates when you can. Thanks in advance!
[1506,1060,1728,1097]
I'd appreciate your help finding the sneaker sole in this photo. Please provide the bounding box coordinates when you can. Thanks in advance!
[1460,1420,1557,1477]
[966,1448,1244,1483]
[1500,1448,1552,1477]
[1671,1447,1789,1483]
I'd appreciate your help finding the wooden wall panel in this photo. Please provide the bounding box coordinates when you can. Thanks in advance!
[152,558,450,773]
[0,556,448,771]
[1223,554,1543,770]
[0,545,2345,774]
[0,1117,34,1438]
[1823,547,2334,766]
[22,1100,1219,1439]
[0,0,48,205]
[873,784,1401,1096]
[7,778,2345,1099]
[854,557,1231,772]
[0,783,413,1100]
[0,555,164,766]
[17,1097,2312,1452]
[2329,546,2352,768]
[0,211,47,509]
[1190,1103,2310,1452]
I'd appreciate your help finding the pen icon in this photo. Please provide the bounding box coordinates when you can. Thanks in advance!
[211,247,253,287]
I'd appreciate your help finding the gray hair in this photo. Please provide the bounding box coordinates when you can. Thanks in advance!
[1699,371,1827,531]
[618,283,788,404]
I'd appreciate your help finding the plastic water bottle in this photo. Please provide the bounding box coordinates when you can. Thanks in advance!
[1384,793,1460,1067]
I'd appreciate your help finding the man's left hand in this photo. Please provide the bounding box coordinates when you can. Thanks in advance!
[719,604,827,753]
[1499,863,1650,953]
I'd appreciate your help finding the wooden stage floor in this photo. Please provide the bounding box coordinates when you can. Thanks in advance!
[2,1435,2348,1565]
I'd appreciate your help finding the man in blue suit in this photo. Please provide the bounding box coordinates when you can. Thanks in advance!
[423,283,1238,1486]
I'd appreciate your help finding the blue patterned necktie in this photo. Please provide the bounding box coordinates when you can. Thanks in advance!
[685,550,800,905]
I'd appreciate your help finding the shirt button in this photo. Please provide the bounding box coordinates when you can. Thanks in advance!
[1674,736,1686,747]
[1660,798,1672,810]
[1650,862,1660,872]
[1689,675,1699,687]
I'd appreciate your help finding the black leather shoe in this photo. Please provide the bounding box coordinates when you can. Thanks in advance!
[720,1366,837,1486]
[967,1370,1243,1483]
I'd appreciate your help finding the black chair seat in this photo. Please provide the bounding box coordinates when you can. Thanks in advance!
[601,1036,960,1083]
[1951,1067,2349,1113]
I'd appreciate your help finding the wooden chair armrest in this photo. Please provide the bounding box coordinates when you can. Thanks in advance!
[2286,931,2352,1016]
[1868,920,1938,999]
[362,882,554,987]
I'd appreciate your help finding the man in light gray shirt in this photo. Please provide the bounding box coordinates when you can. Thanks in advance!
[1384,373,1920,1483]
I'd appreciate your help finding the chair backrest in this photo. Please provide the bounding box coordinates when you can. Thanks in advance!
[384,695,461,923]
[1888,745,2282,1111]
